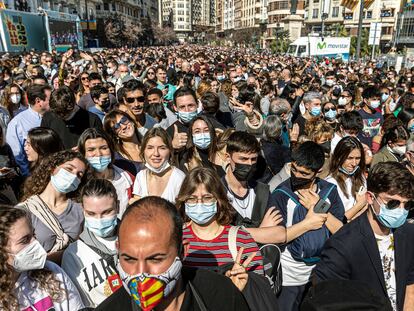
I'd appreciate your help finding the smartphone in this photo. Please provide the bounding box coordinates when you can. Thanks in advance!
[358,186,366,195]
[314,199,331,214]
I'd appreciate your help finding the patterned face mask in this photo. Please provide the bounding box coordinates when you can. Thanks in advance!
[117,257,182,311]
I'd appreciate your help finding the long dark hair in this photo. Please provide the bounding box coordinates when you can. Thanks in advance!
[329,136,366,199]
[27,127,64,168]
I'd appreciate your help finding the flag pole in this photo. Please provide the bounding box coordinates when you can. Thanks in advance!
[356,0,364,60]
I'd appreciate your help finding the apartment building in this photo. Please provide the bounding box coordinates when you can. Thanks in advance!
[304,0,401,48]
[266,0,305,38]
[396,2,414,47]
[160,0,215,41]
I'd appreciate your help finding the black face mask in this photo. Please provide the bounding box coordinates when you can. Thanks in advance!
[290,173,314,192]
[319,141,331,154]
[233,163,257,182]
[102,100,111,112]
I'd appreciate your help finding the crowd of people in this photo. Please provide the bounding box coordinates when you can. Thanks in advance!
[0,45,414,311]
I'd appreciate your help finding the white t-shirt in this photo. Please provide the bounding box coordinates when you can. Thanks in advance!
[226,188,256,219]
[16,261,84,311]
[112,166,133,217]
[61,237,118,308]
[133,167,186,204]
[330,132,343,154]
[325,175,366,212]
[376,233,397,310]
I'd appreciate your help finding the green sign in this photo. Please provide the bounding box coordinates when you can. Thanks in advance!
[317,42,326,49]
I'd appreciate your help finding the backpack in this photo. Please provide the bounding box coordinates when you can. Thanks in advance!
[274,184,336,264]
[228,226,282,296]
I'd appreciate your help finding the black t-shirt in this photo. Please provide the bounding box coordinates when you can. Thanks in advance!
[41,108,102,149]
[95,267,249,311]
[293,114,307,137]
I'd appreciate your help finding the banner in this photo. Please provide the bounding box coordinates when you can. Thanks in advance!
[0,9,48,52]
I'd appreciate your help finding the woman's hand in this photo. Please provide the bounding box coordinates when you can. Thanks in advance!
[260,207,283,227]
[225,247,255,292]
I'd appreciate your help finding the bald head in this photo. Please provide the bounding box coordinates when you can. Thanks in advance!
[119,196,183,251]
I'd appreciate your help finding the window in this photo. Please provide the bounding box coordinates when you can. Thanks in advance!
[344,12,353,20]
[112,3,116,11]
[312,8,319,18]
[366,11,372,18]
[178,17,184,21]
[332,6,339,17]
[178,3,184,8]
[96,4,101,10]
[104,3,109,10]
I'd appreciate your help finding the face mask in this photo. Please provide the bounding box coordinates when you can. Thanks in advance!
[325,79,335,87]
[177,110,197,124]
[145,160,170,174]
[120,72,128,79]
[319,141,331,154]
[290,173,313,192]
[87,156,111,172]
[118,257,182,311]
[409,124,414,133]
[51,168,81,194]
[371,196,408,229]
[389,100,397,112]
[101,100,111,112]
[193,133,211,149]
[324,109,337,120]
[339,165,359,176]
[12,239,47,272]
[107,68,115,75]
[232,163,256,182]
[391,145,407,156]
[233,77,241,83]
[217,75,225,81]
[185,201,217,225]
[338,97,348,106]
[310,106,322,117]
[369,100,381,109]
[381,93,390,103]
[10,94,21,104]
[85,215,117,238]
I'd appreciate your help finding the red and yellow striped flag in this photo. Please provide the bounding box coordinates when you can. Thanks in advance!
[341,0,359,11]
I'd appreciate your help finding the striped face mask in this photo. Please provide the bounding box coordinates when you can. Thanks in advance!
[118,257,182,311]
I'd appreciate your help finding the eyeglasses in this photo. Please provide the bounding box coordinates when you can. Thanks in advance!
[186,195,217,205]
[125,96,145,104]
[324,107,336,112]
[112,116,130,131]
[375,194,414,211]
[147,72,155,75]
[81,77,89,81]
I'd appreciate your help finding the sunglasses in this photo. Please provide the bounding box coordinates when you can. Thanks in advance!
[324,107,336,112]
[81,77,89,81]
[125,96,145,104]
[375,194,414,211]
[113,116,130,131]
[147,72,155,75]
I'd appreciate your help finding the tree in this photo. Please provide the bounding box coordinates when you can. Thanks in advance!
[325,23,348,37]
[104,14,126,47]
[270,30,291,54]
[152,22,177,45]
[350,28,370,58]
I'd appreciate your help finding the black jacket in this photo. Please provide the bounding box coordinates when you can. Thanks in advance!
[315,212,414,310]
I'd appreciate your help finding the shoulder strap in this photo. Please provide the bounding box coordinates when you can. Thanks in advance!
[274,188,300,206]
[80,238,117,271]
[189,281,208,311]
[228,226,240,261]
[251,182,270,224]
[321,184,336,201]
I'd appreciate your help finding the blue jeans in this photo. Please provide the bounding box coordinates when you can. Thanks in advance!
[278,283,311,311]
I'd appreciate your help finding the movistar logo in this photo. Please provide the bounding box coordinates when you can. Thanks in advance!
[317,42,326,49]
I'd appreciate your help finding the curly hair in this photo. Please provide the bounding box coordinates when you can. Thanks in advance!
[22,150,89,201]
[0,206,64,310]
[176,167,235,225]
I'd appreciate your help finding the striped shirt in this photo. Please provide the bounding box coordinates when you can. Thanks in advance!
[183,224,265,275]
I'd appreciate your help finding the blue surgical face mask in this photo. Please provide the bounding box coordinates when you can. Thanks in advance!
[408,124,414,133]
[381,93,390,103]
[193,133,211,149]
[185,201,217,225]
[85,215,118,238]
[372,195,408,229]
[87,156,111,172]
[51,168,81,194]
[310,106,322,117]
[177,110,198,124]
[339,165,359,176]
[324,109,337,120]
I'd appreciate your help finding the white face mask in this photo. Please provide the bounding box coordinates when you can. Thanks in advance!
[389,100,397,112]
[338,97,347,106]
[325,79,335,87]
[12,239,47,272]
[10,94,21,104]
[107,67,115,75]
[145,160,171,174]
[391,145,407,156]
